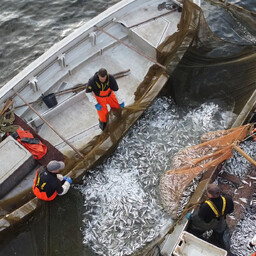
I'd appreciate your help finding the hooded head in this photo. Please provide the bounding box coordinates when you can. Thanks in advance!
[47,160,65,173]
[206,183,221,198]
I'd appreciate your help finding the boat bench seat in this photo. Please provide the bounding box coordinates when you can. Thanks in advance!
[0,113,64,199]
[0,136,35,199]
[29,91,85,128]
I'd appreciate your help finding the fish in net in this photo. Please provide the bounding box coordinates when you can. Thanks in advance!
[159,124,252,218]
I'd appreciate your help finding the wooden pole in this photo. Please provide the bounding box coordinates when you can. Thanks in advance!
[233,143,256,167]
[15,69,130,109]
[0,98,14,115]
[13,88,84,158]
[55,69,130,96]
[95,25,167,70]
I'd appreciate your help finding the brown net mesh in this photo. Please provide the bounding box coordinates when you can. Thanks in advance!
[65,1,204,180]
[66,0,256,189]
[169,0,256,114]
[133,1,256,254]
[159,124,251,218]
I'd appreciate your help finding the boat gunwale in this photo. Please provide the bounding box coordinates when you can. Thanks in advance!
[0,71,169,237]
[0,0,154,103]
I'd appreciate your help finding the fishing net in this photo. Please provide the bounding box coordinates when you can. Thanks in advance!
[66,0,204,180]
[159,124,251,218]
[168,0,256,116]
[45,0,256,184]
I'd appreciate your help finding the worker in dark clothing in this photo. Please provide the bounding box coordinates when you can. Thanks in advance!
[33,160,72,201]
[85,68,124,130]
[187,183,234,249]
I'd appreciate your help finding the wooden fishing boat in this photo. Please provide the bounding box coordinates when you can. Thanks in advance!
[0,0,203,237]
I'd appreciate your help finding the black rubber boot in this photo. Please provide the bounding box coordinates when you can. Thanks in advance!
[99,121,107,131]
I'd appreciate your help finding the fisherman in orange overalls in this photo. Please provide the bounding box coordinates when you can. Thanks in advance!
[85,68,124,130]
[33,160,72,201]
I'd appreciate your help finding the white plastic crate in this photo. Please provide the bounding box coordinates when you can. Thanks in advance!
[173,231,227,256]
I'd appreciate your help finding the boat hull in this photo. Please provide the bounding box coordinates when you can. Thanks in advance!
[0,0,187,237]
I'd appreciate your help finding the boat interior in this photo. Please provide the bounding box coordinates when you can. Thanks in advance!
[9,0,182,155]
[0,0,182,216]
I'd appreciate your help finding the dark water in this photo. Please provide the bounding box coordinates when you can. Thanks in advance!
[0,2,254,87]
[0,0,120,87]
[229,0,256,11]
[0,189,92,256]
[0,1,120,255]
[0,0,255,256]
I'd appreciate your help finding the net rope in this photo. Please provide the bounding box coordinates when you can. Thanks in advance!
[159,124,251,218]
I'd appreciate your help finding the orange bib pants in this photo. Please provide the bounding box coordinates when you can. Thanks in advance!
[95,88,120,123]
[32,169,57,201]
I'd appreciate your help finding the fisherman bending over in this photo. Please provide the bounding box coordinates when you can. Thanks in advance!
[33,160,72,201]
[85,68,124,131]
[187,183,234,249]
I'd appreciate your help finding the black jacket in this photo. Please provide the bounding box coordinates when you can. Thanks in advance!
[198,195,234,223]
[35,166,63,197]
[86,72,118,96]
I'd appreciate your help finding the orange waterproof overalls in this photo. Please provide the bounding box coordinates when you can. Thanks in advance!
[33,169,57,201]
[15,127,47,159]
[95,87,120,123]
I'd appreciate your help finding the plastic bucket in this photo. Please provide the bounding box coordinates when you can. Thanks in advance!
[42,93,58,108]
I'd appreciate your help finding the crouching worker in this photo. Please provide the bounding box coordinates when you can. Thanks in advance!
[33,160,72,201]
[187,183,234,250]
[85,68,124,131]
